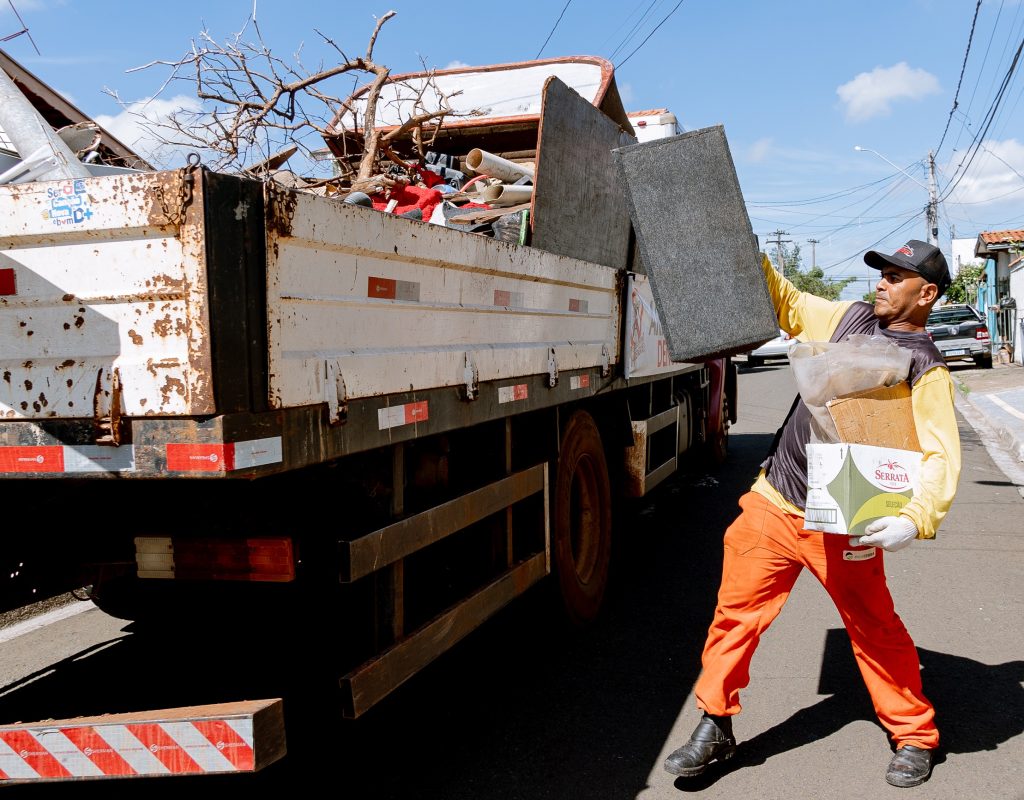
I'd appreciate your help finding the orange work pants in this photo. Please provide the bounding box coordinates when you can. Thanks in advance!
[694,491,938,750]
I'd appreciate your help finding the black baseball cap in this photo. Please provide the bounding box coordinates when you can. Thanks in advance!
[863,239,951,293]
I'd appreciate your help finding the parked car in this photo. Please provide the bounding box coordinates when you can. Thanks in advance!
[925,303,992,368]
[745,329,795,368]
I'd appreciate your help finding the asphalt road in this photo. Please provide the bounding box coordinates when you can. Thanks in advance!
[0,362,1021,799]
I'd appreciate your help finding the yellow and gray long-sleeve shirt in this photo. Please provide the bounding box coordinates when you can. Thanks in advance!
[751,255,961,539]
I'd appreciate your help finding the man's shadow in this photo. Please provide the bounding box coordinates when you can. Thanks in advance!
[676,628,1024,789]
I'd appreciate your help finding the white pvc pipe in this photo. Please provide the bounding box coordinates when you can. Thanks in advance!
[480,183,534,207]
[465,148,534,184]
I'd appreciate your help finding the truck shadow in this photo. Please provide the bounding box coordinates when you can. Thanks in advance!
[28,429,1024,799]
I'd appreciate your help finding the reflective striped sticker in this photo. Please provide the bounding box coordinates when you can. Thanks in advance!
[569,374,591,390]
[493,289,525,307]
[378,401,429,430]
[368,277,420,301]
[498,385,529,403]
[0,718,257,782]
[166,437,282,472]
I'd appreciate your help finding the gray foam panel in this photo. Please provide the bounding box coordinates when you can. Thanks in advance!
[612,125,778,362]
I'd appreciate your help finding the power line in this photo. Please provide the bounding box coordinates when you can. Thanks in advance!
[616,0,685,69]
[940,33,1024,201]
[535,0,573,60]
[1,0,40,54]
[608,0,660,62]
[935,0,983,158]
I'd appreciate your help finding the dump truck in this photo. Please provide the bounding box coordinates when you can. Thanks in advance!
[0,55,776,784]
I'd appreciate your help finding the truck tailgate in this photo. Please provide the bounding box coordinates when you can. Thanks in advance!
[0,170,212,420]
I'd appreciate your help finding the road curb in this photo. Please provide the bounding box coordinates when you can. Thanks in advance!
[956,387,1024,464]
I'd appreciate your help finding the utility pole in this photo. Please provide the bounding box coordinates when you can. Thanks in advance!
[926,150,938,246]
[807,238,819,270]
[855,146,940,247]
[768,229,791,274]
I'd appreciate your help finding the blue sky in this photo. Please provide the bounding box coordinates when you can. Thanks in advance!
[3,0,1023,299]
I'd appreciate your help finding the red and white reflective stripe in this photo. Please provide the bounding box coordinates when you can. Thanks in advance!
[498,384,529,403]
[166,437,282,473]
[0,445,135,474]
[377,400,429,430]
[569,374,591,390]
[368,276,420,301]
[493,289,524,307]
[0,718,254,781]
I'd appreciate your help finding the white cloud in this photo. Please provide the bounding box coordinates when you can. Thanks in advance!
[836,62,941,122]
[747,137,773,163]
[943,137,1024,205]
[445,60,470,70]
[94,95,205,169]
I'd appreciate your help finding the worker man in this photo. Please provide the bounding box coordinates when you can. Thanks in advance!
[664,240,961,789]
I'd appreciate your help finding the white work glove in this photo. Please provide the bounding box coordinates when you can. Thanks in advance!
[849,516,918,552]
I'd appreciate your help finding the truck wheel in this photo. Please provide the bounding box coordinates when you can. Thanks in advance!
[706,393,730,466]
[552,410,612,626]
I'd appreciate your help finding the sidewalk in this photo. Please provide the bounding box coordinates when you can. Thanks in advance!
[950,360,1024,465]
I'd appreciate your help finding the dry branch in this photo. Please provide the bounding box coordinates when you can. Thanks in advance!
[108,10,481,189]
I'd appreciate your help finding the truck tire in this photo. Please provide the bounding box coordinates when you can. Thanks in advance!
[552,410,612,626]
[706,392,730,466]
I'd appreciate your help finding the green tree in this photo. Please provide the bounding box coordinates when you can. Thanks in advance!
[765,244,855,301]
[945,262,985,305]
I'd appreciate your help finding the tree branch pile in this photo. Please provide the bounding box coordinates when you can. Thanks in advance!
[110,9,482,195]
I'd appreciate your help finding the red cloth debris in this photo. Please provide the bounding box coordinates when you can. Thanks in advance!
[372,184,444,220]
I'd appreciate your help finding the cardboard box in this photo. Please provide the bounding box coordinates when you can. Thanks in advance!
[826,381,921,451]
[804,442,922,535]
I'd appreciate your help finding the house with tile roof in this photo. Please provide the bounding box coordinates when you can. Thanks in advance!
[974,229,1023,364]
[0,48,150,174]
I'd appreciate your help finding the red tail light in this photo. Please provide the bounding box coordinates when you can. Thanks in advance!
[135,536,296,582]
[976,326,990,341]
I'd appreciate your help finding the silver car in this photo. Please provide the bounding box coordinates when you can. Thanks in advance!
[925,304,992,368]
[744,329,795,368]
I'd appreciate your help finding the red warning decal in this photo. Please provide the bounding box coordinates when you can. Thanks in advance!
[0,268,15,296]
[166,443,233,472]
[0,446,64,473]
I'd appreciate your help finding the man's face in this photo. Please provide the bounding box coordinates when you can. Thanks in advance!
[873,266,932,324]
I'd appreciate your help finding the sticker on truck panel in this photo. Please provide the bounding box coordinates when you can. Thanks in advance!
[0,445,135,474]
[498,385,529,403]
[0,268,15,296]
[165,437,283,472]
[377,401,429,430]
[43,180,94,227]
[368,277,420,301]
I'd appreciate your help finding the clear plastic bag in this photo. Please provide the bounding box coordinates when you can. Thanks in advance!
[789,334,913,442]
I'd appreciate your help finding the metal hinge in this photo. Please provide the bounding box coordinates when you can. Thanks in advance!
[154,152,200,226]
[463,352,479,400]
[325,359,348,425]
[93,367,124,447]
[547,347,559,388]
[601,344,611,377]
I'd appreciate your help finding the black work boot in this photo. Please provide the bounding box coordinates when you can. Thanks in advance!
[664,712,737,777]
[885,745,934,788]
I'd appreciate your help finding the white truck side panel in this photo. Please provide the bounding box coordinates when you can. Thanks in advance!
[1,171,623,421]
[266,192,619,404]
[0,172,212,419]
